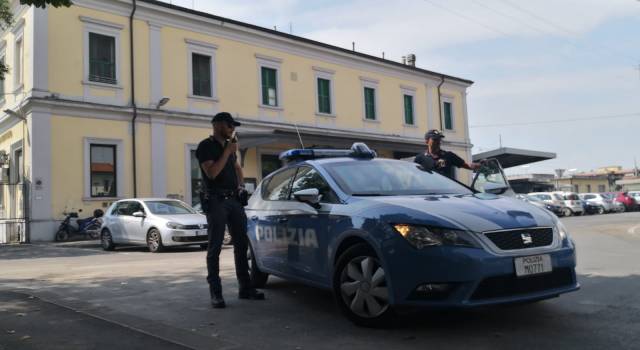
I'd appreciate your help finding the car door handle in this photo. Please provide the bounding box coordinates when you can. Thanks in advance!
[250,215,259,221]
[277,217,289,223]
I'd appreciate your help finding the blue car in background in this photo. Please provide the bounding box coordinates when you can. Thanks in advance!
[246,144,579,327]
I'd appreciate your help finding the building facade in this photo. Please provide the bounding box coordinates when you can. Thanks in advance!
[0,0,473,242]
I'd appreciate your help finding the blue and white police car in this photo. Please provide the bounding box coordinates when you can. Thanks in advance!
[246,143,579,326]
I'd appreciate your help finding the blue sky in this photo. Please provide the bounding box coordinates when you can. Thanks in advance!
[163,0,640,175]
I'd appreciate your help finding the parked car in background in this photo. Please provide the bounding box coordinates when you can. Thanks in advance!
[629,191,640,204]
[101,198,208,252]
[517,194,564,216]
[613,192,638,211]
[578,193,615,214]
[552,192,585,216]
[603,193,626,213]
[528,192,572,216]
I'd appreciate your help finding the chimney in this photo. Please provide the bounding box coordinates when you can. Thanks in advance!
[407,54,416,67]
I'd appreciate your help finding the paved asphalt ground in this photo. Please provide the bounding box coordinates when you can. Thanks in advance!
[1,212,639,349]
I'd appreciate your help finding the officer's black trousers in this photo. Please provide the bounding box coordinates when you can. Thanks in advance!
[205,196,251,298]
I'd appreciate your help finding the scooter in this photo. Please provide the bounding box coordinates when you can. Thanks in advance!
[55,209,105,241]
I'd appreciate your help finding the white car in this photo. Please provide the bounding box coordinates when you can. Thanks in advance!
[552,192,585,216]
[528,192,573,216]
[100,198,208,252]
[578,193,615,213]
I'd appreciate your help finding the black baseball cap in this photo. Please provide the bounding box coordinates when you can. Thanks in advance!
[211,112,241,126]
[425,129,445,140]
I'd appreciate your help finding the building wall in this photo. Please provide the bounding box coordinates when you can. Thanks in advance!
[556,178,610,193]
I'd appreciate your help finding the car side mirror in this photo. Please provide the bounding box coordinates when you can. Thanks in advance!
[293,188,321,209]
[132,211,146,218]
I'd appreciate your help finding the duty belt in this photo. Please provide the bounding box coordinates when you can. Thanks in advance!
[210,189,236,200]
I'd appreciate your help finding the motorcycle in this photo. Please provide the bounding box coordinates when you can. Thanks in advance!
[55,209,105,241]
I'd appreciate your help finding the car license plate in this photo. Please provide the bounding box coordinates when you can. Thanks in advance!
[514,254,552,277]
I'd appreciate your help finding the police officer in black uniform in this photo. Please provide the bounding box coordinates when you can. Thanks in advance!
[415,129,481,179]
[196,112,265,309]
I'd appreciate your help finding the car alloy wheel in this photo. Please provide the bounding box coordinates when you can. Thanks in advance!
[147,229,164,253]
[597,206,605,215]
[101,230,115,251]
[340,256,389,319]
[563,208,572,217]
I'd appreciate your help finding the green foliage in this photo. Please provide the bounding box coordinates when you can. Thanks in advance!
[0,0,72,81]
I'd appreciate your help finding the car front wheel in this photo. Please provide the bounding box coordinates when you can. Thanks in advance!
[333,243,393,327]
[248,245,269,288]
[147,229,165,253]
[101,229,115,251]
[562,207,572,217]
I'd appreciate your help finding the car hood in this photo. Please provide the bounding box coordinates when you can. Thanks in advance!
[151,214,207,225]
[360,193,555,232]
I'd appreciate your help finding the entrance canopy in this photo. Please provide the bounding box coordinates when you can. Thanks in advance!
[472,147,556,169]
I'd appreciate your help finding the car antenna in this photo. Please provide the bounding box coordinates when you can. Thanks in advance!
[294,123,305,149]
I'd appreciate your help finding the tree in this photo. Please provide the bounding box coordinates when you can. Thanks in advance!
[0,0,72,80]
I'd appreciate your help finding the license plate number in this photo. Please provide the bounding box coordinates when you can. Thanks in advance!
[514,254,552,277]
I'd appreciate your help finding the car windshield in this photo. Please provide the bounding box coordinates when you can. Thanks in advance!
[145,201,196,215]
[323,159,473,196]
[565,194,579,200]
[527,195,542,202]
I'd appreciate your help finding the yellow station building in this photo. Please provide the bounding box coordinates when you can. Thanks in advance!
[0,0,474,242]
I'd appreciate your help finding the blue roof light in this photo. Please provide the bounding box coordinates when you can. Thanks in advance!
[279,142,377,163]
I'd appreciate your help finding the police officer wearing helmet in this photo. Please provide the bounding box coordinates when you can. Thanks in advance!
[415,129,481,179]
[196,112,265,309]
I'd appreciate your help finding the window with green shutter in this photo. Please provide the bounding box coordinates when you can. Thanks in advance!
[317,78,331,114]
[192,53,212,97]
[404,94,414,125]
[261,67,278,106]
[89,32,116,84]
[364,87,376,120]
[0,55,4,97]
[443,101,453,130]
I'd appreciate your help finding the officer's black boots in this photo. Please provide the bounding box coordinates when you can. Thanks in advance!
[211,294,226,308]
[238,288,265,300]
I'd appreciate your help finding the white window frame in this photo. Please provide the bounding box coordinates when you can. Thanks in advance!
[401,86,417,127]
[81,16,124,89]
[83,137,124,200]
[441,95,456,131]
[256,54,283,110]
[360,77,379,122]
[10,140,23,184]
[313,66,336,117]
[184,143,199,206]
[12,19,24,92]
[186,39,218,101]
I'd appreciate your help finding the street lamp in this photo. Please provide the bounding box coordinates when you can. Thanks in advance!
[156,97,170,109]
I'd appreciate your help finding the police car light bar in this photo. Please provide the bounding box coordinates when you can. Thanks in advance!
[279,142,377,163]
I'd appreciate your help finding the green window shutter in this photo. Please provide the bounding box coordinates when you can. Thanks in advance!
[89,33,116,84]
[261,67,277,106]
[0,56,4,96]
[364,87,376,120]
[443,102,453,130]
[317,78,331,114]
[404,95,414,125]
[192,54,212,97]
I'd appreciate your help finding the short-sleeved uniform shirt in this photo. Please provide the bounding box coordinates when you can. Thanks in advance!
[414,150,465,179]
[195,136,238,191]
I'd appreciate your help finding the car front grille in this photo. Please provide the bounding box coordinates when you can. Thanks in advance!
[172,235,208,242]
[484,227,553,250]
[182,224,208,230]
[470,268,574,301]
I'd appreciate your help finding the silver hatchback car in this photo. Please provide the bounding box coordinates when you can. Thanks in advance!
[101,198,208,252]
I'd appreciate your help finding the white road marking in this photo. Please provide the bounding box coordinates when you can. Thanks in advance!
[627,225,640,237]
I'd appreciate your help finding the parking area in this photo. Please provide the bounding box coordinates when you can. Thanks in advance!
[1,212,639,349]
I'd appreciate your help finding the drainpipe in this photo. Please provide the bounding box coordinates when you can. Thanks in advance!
[130,0,138,197]
[437,76,445,131]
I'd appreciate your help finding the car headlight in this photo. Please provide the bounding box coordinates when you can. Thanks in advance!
[556,220,570,241]
[392,224,479,249]
[166,222,187,230]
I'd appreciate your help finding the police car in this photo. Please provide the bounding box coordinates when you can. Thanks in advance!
[246,143,578,327]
